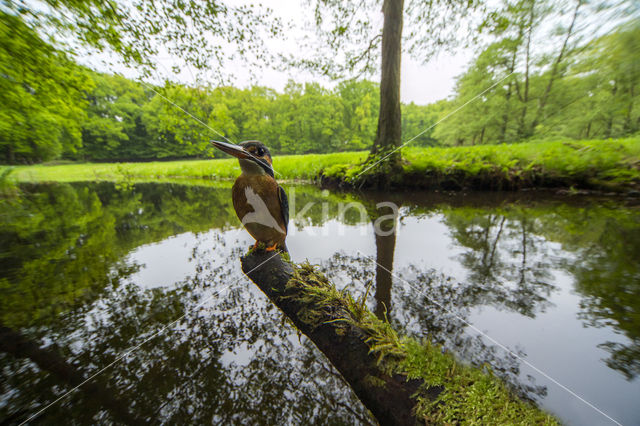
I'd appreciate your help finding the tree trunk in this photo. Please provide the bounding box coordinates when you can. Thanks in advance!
[517,2,534,139]
[529,0,581,133]
[371,0,404,167]
[624,85,635,133]
[500,48,518,142]
[606,83,618,138]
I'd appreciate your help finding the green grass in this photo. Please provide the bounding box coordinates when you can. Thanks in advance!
[404,138,640,183]
[4,138,639,191]
[4,151,367,183]
[286,262,558,424]
[325,137,640,191]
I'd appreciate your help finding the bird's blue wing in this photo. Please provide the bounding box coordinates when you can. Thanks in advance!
[278,185,289,233]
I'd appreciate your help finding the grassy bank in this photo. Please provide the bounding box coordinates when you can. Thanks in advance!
[324,137,640,192]
[5,152,367,183]
[4,138,639,192]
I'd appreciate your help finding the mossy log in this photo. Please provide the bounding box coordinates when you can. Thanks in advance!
[241,250,441,425]
[241,250,558,426]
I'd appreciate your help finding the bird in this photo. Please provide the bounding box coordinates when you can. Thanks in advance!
[211,140,289,252]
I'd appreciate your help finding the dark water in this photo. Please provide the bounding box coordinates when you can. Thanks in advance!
[1,182,638,425]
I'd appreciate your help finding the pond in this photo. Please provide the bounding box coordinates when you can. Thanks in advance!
[1,182,639,425]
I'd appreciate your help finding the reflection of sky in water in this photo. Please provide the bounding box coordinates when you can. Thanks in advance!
[121,207,639,425]
[395,213,467,275]
[126,229,252,289]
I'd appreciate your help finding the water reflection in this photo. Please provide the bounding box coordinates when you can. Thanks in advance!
[1,183,639,424]
[0,183,373,424]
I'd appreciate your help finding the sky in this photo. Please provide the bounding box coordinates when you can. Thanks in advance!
[228,51,472,105]
[89,0,472,106]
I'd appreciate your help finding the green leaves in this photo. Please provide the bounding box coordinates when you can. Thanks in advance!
[0,13,92,163]
[5,0,283,78]
[434,3,639,147]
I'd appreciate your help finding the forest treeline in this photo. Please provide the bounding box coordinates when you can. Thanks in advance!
[1,10,638,164]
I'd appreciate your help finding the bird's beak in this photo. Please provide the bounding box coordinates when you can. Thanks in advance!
[211,140,250,159]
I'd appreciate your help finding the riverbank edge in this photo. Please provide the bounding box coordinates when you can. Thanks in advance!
[242,249,558,425]
[318,138,640,194]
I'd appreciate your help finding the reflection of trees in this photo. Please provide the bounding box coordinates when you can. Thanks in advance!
[3,181,639,421]
[371,203,399,319]
[315,197,558,402]
[0,182,237,328]
[373,227,395,319]
[0,325,145,424]
[442,208,556,317]
[319,252,548,402]
[439,201,640,381]
[0,182,374,423]
[328,196,640,390]
[547,206,640,380]
[0,234,373,424]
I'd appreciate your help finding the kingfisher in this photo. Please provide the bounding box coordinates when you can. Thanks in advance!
[211,140,289,252]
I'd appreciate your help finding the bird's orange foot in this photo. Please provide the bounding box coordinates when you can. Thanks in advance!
[265,243,278,252]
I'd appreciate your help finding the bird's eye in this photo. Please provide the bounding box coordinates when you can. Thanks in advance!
[257,148,264,156]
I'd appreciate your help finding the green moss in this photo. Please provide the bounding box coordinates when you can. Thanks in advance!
[283,262,558,424]
[363,374,387,388]
[283,262,355,331]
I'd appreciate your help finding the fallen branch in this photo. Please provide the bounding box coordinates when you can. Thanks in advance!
[241,250,557,425]
[241,250,431,424]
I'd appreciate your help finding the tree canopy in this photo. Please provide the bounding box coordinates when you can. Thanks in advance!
[1,0,638,164]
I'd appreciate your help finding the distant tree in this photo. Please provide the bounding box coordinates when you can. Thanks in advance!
[1,0,282,163]
[401,101,444,147]
[434,0,638,145]
[551,22,640,139]
[274,82,345,154]
[434,43,513,145]
[231,86,279,149]
[0,14,92,163]
[337,80,380,151]
[81,73,150,160]
[141,85,217,159]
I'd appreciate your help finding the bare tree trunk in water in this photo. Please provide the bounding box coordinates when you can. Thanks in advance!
[372,206,399,319]
[371,0,404,168]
